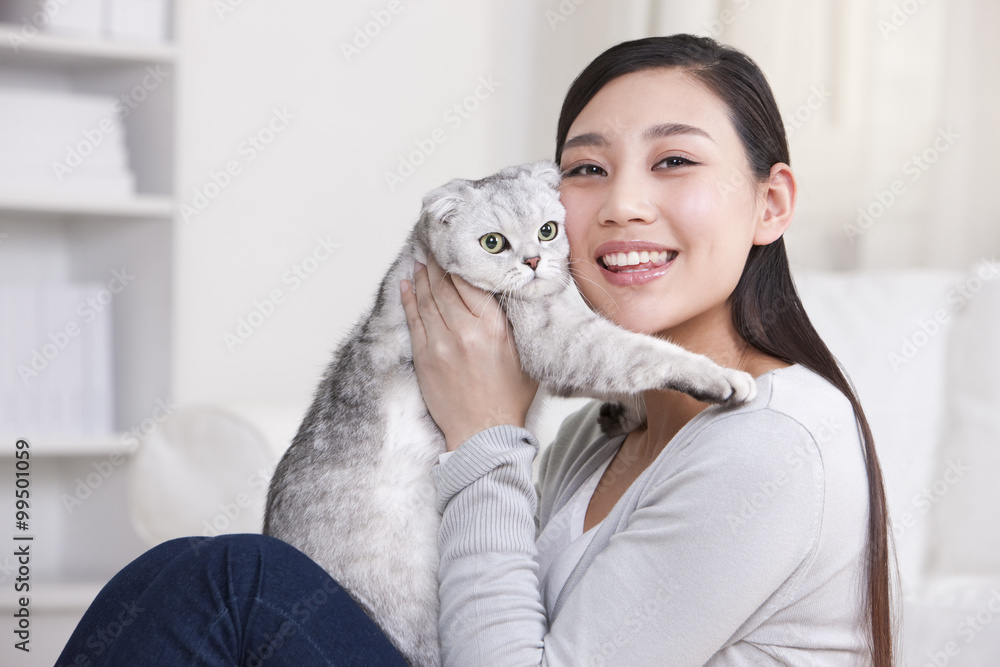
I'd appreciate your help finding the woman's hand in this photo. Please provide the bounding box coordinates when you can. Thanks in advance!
[400,255,538,451]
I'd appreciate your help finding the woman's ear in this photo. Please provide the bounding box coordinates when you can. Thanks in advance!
[753,163,796,245]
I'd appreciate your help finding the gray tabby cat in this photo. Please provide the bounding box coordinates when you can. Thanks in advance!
[263,161,756,666]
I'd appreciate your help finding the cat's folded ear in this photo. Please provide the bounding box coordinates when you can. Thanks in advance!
[527,160,562,190]
[421,179,473,224]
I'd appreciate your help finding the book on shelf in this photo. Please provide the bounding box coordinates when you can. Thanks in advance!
[0,88,136,199]
[0,0,169,43]
[1,283,114,439]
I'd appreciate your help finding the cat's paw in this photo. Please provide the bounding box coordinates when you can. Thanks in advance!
[721,369,757,404]
[598,401,646,434]
[678,366,757,405]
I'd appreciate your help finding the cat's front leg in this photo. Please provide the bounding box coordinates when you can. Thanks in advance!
[509,290,756,405]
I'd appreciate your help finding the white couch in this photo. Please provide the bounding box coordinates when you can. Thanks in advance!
[795,264,1000,665]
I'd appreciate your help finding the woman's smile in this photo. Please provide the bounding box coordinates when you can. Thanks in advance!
[594,240,678,285]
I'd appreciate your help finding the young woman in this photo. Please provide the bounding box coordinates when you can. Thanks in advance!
[57,34,895,666]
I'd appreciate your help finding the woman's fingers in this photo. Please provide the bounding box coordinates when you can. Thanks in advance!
[424,255,507,338]
[411,260,448,336]
[424,255,473,327]
[450,272,507,330]
[399,253,536,451]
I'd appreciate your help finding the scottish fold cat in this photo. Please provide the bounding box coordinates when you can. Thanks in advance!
[263,161,756,666]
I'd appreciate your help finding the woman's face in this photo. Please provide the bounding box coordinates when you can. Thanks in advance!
[559,68,772,345]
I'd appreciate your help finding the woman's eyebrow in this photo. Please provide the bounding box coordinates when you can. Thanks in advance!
[563,123,714,152]
[643,122,714,143]
[562,132,606,151]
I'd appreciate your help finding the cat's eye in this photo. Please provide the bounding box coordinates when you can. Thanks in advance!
[538,222,558,242]
[479,233,508,254]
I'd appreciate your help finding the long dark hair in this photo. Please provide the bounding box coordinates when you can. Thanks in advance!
[555,34,895,666]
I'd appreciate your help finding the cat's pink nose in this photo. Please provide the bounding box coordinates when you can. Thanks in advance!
[524,256,540,270]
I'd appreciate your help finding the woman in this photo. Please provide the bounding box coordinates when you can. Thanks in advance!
[58,34,894,666]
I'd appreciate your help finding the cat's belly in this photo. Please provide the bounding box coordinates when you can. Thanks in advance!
[379,370,446,483]
[312,371,442,585]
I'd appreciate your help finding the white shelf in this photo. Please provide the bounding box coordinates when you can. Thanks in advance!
[0,434,130,457]
[0,193,173,220]
[0,23,174,65]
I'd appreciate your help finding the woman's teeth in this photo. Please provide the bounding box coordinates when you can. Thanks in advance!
[601,250,676,271]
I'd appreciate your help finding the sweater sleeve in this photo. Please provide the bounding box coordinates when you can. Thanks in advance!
[434,411,828,666]
[433,425,546,666]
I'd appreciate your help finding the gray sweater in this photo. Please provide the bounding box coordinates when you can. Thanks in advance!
[433,364,870,666]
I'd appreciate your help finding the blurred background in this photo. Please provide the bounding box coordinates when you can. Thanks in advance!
[1,0,998,664]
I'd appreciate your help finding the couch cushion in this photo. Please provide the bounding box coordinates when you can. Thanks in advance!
[795,270,961,590]
[927,262,1000,575]
[903,575,1000,665]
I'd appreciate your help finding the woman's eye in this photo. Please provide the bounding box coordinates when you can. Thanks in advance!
[656,156,696,169]
[538,222,558,242]
[479,233,508,254]
[562,163,607,178]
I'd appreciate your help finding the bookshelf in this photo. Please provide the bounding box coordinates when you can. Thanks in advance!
[0,8,174,665]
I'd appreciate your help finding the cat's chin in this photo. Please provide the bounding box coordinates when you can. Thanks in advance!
[506,277,564,300]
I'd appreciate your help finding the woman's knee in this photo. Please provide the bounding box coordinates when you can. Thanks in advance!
[181,533,309,563]
[176,534,333,593]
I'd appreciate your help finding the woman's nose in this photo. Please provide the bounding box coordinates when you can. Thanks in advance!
[597,171,656,227]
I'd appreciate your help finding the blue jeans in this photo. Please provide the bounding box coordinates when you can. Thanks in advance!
[56,534,409,666]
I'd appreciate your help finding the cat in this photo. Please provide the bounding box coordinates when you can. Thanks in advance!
[263,160,756,666]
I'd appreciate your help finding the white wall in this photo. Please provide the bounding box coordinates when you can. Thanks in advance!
[175,1,527,415]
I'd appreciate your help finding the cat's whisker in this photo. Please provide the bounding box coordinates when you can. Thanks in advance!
[485,274,525,370]
[495,278,521,368]
[473,290,501,320]
[499,289,520,367]
[564,265,621,312]
[468,278,508,371]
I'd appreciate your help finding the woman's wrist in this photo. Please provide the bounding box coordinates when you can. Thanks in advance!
[444,414,529,452]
